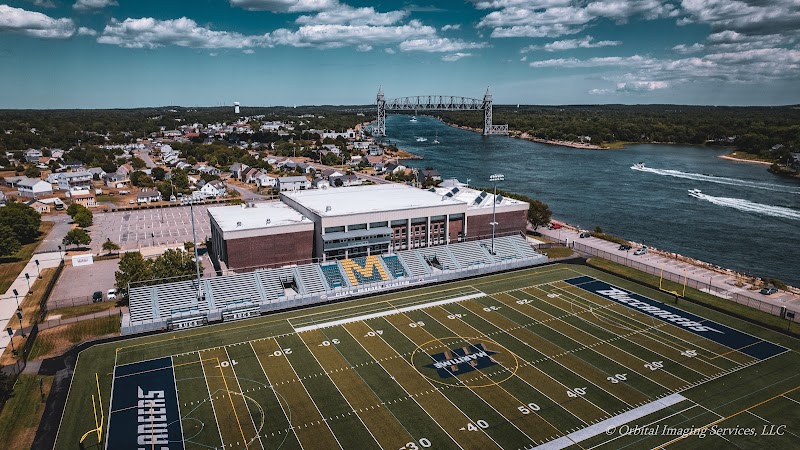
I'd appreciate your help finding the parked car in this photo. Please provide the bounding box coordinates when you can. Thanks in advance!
[129,199,135,204]
[633,246,648,256]
[107,288,117,300]
[760,286,779,295]
[579,231,591,238]
[618,244,632,251]
[548,222,563,230]
[92,291,103,303]
[119,190,130,194]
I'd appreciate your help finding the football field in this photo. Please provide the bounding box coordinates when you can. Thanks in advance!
[55,264,800,450]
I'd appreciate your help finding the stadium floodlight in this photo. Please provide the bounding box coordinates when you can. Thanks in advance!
[182,197,204,301]
[489,174,504,255]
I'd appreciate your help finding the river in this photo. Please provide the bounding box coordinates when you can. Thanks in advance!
[382,114,800,286]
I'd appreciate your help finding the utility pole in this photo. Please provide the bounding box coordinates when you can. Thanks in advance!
[489,173,504,255]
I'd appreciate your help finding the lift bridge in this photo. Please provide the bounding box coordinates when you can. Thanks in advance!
[375,87,508,136]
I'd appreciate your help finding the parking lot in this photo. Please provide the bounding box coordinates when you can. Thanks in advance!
[48,259,120,308]
[89,204,213,251]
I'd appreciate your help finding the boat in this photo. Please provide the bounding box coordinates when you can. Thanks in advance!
[433,131,440,144]
[632,162,645,170]
[415,137,427,142]
[688,189,702,198]
[409,115,417,122]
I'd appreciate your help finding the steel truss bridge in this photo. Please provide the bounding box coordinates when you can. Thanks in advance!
[375,87,508,136]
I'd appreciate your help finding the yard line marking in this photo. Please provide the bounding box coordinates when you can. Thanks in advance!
[247,342,305,450]
[272,337,343,449]
[585,402,699,450]
[198,353,225,449]
[169,356,187,450]
[341,323,475,450]
[535,393,687,450]
[293,293,486,333]
[295,331,384,449]
[213,356,251,449]
[224,347,265,450]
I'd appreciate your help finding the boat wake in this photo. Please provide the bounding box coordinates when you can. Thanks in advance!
[631,165,800,194]
[689,191,800,220]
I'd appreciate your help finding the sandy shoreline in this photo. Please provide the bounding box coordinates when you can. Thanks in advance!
[441,120,605,150]
[717,154,773,166]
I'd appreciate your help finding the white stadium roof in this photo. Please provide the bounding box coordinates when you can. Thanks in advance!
[208,201,312,232]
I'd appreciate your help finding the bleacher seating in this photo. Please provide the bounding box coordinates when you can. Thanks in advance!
[448,241,493,267]
[340,256,390,285]
[295,264,328,293]
[422,247,459,271]
[208,272,264,305]
[321,263,346,288]
[396,250,431,277]
[381,255,407,277]
[482,236,522,260]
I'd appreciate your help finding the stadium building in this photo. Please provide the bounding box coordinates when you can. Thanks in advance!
[209,183,529,271]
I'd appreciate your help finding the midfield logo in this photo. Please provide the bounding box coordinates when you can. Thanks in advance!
[424,343,499,379]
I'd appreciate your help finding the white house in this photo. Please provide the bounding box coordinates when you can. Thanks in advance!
[136,189,162,204]
[200,180,227,198]
[312,178,330,189]
[255,174,276,188]
[277,176,310,191]
[17,178,53,198]
[57,172,92,193]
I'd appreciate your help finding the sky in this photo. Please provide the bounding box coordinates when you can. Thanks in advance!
[0,0,798,108]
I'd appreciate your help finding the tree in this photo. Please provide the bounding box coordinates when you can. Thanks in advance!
[24,166,41,178]
[130,156,146,170]
[183,241,195,252]
[150,249,201,280]
[151,167,166,181]
[115,251,151,299]
[0,224,21,257]
[528,199,552,230]
[0,202,41,244]
[102,239,120,255]
[74,209,93,227]
[62,228,91,249]
[66,203,87,218]
[130,171,154,187]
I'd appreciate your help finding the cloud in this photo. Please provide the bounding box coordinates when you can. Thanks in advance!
[384,47,395,54]
[398,37,488,52]
[441,52,472,61]
[77,26,97,36]
[268,21,437,48]
[73,0,117,11]
[356,44,372,52]
[26,0,56,8]
[678,0,800,36]
[521,35,621,52]
[616,80,669,91]
[0,5,74,39]
[588,88,613,95]
[296,6,408,26]
[477,0,677,38]
[529,54,655,68]
[672,42,704,54]
[243,48,255,54]
[97,17,263,49]
[229,0,337,12]
[441,24,460,31]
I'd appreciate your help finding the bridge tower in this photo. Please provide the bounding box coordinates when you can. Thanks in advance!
[482,87,492,136]
[376,86,386,136]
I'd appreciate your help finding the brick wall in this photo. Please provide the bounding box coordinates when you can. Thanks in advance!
[467,210,527,239]
[225,230,314,270]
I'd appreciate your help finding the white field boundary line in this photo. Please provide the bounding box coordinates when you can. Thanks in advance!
[293,292,486,333]
[534,393,687,450]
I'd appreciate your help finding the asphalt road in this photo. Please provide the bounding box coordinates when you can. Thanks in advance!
[38,216,72,254]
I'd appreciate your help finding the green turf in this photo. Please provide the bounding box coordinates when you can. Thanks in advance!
[53,264,800,450]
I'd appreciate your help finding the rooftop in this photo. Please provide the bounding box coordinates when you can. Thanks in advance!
[433,186,528,210]
[283,184,465,217]
[208,201,312,232]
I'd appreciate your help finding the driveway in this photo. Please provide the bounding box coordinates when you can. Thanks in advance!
[227,183,272,200]
[37,216,72,254]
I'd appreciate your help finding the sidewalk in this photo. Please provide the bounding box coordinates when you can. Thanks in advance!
[0,252,64,353]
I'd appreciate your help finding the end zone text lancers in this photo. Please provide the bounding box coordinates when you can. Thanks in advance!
[597,288,723,333]
[137,387,170,450]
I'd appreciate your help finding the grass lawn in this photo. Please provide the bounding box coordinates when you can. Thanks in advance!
[28,315,120,361]
[0,268,58,366]
[0,375,54,450]
[0,221,55,294]
[540,247,574,258]
[45,301,119,321]
[587,257,796,334]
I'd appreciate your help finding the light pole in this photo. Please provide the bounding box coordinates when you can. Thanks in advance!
[24,272,32,294]
[16,310,24,338]
[6,327,16,356]
[58,244,63,262]
[183,198,203,302]
[489,174,504,255]
[12,289,19,310]
[35,259,41,279]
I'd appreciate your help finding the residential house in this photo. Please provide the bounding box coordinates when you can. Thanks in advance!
[321,168,344,180]
[416,169,442,184]
[136,189,162,204]
[279,159,298,172]
[69,190,97,208]
[277,176,310,191]
[368,145,383,156]
[58,171,93,194]
[105,172,131,188]
[3,175,27,188]
[25,199,51,213]
[791,153,800,170]
[62,161,85,171]
[197,165,221,176]
[255,174,276,189]
[17,178,53,198]
[229,162,247,179]
[352,141,370,150]
[116,163,134,177]
[176,161,193,171]
[329,174,362,187]
[384,162,406,174]
[200,180,227,198]
[39,197,65,210]
[87,167,107,180]
[25,148,43,162]
[312,177,330,189]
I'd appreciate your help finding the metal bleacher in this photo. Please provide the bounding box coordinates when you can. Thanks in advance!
[381,255,407,278]
[321,263,347,288]
[124,234,547,334]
